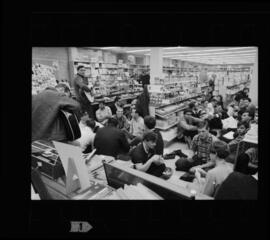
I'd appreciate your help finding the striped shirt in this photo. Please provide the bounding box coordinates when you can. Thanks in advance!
[191,134,216,162]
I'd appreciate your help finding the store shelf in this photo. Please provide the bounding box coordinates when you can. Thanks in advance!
[155,107,188,119]
[160,128,178,142]
[158,94,203,108]
[156,121,178,131]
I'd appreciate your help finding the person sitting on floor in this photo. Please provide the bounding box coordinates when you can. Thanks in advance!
[194,140,233,197]
[175,121,218,173]
[143,115,164,155]
[128,108,145,146]
[77,117,100,153]
[93,117,130,158]
[226,121,250,163]
[189,101,202,118]
[113,107,130,132]
[95,101,112,125]
[177,109,204,147]
[240,110,253,126]
[130,131,166,177]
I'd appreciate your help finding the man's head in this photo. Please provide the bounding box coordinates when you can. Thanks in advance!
[143,131,157,150]
[131,108,140,120]
[215,103,223,113]
[183,109,193,121]
[77,65,86,77]
[210,98,218,107]
[116,108,124,118]
[241,111,252,123]
[239,97,251,109]
[243,87,249,95]
[99,101,105,110]
[212,141,230,160]
[215,95,223,103]
[188,102,196,111]
[254,111,258,123]
[237,121,250,135]
[55,83,70,97]
[107,117,118,127]
[144,115,156,131]
[201,100,208,108]
[85,118,96,130]
[197,121,209,140]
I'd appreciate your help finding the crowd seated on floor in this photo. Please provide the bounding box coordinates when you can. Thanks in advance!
[32,83,258,199]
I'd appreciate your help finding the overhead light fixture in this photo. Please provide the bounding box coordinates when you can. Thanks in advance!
[126,49,151,53]
[100,47,118,49]
[162,46,188,50]
[163,47,257,55]
[170,54,255,59]
[164,51,256,57]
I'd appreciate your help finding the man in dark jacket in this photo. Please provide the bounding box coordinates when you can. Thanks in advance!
[143,115,164,155]
[32,84,80,143]
[73,65,94,118]
[93,117,130,158]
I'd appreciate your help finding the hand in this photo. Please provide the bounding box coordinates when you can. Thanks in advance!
[189,166,201,173]
[151,155,164,165]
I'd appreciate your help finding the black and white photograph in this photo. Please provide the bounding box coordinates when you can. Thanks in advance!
[31,46,258,200]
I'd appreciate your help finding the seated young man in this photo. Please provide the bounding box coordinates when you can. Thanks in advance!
[193,140,233,197]
[128,108,145,146]
[240,110,253,126]
[93,117,130,158]
[177,109,204,146]
[130,131,166,177]
[112,107,130,132]
[143,115,164,155]
[176,121,218,173]
[95,101,112,125]
[226,121,250,163]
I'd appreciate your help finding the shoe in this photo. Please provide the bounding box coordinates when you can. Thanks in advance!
[163,153,176,160]
[173,149,188,158]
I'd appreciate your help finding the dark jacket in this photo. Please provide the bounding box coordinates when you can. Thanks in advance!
[93,126,130,158]
[73,74,91,103]
[214,172,257,200]
[32,89,80,142]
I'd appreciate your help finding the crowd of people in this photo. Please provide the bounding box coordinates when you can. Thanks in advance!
[32,65,258,199]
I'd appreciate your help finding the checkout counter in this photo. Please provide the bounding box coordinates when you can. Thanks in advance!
[31,140,212,200]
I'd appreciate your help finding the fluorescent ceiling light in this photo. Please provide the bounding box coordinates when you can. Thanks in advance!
[100,47,118,49]
[126,49,151,53]
[171,55,255,59]
[162,46,188,50]
[163,47,256,54]
[170,54,255,59]
[164,51,256,57]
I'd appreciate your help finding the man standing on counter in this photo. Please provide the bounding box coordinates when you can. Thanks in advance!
[73,65,94,118]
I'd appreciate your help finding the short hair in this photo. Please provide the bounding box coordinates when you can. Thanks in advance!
[55,83,70,93]
[243,87,249,92]
[237,121,250,129]
[234,153,250,174]
[144,116,156,130]
[210,98,217,103]
[116,107,124,112]
[242,111,252,117]
[143,131,158,142]
[212,141,230,159]
[188,102,195,109]
[85,118,96,129]
[107,117,118,127]
[183,109,193,115]
[77,65,85,71]
[99,100,105,105]
[198,120,209,129]
[242,97,251,102]
[132,108,139,114]
[115,96,120,102]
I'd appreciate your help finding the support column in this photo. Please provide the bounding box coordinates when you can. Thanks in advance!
[249,49,258,106]
[149,47,163,84]
[149,48,163,116]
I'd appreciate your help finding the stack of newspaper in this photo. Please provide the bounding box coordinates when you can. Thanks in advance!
[104,183,163,200]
